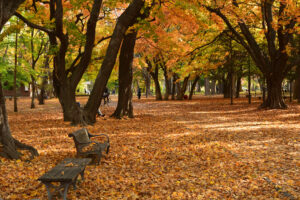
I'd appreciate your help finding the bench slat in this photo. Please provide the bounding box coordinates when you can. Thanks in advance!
[38,158,91,182]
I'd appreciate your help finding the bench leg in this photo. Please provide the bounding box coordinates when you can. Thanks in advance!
[80,169,86,181]
[43,182,71,200]
[44,183,53,200]
[61,183,70,200]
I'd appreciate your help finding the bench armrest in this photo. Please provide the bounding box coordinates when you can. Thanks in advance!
[88,133,110,142]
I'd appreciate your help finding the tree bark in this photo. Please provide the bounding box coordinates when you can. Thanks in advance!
[152,66,162,100]
[30,29,35,109]
[197,79,201,92]
[39,53,50,105]
[235,75,241,98]
[211,80,216,95]
[293,66,300,102]
[189,75,200,100]
[142,67,151,98]
[176,75,190,100]
[112,32,137,119]
[83,0,147,124]
[171,74,178,100]
[146,56,162,100]
[261,74,286,108]
[160,57,170,100]
[0,0,25,30]
[204,78,210,95]
[13,29,18,112]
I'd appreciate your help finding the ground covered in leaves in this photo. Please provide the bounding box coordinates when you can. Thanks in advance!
[0,96,299,199]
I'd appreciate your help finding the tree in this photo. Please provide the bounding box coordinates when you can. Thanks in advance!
[145,55,162,100]
[13,25,18,112]
[16,0,108,124]
[29,29,48,109]
[83,0,149,124]
[111,31,137,118]
[189,75,200,100]
[201,0,299,108]
[0,0,38,159]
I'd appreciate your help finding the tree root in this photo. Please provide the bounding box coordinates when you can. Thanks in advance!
[13,138,39,158]
[0,139,38,160]
[259,101,288,109]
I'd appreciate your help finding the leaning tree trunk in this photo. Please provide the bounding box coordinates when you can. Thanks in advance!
[83,0,146,124]
[177,75,190,100]
[261,74,286,108]
[189,75,200,100]
[111,32,137,119]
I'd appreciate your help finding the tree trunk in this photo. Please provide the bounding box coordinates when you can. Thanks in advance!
[177,75,190,100]
[197,79,201,92]
[235,75,241,98]
[55,83,87,125]
[204,78,210,95]
[0,0,25,30]
[112,32,137,119]
[293,66,300,102]
[146,56,162,100]
[14,29,18,112]
[223,75,230,98]
[189,75,200,100]
[261,75,286,108]
[142,67,151,98]
[39,53,50,105]
[216,80,223,94]
[171,74,177,100]
[152,66,162,100]
[162,65,170,100]
[31,81,35,108]
[84,0,146,124]
[210,80,216,95]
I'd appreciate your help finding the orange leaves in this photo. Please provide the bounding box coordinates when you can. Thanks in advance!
[1,97,300,199]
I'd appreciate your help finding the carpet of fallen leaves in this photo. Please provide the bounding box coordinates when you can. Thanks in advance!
[0,96,299,199]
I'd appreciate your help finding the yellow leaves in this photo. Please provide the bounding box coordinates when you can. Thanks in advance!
[2,97,300,199]
[171,191,184,199]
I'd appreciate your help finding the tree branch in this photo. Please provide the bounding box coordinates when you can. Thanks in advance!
[186,30,227,56]
[14,12,53,34]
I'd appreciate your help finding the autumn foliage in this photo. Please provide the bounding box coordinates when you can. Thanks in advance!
[0,97,299,199]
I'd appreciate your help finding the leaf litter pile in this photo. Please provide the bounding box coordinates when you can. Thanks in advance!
[0,97,299,199]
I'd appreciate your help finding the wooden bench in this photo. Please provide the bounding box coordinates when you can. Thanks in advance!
[68,128,110,165]
[38,158,91,200]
